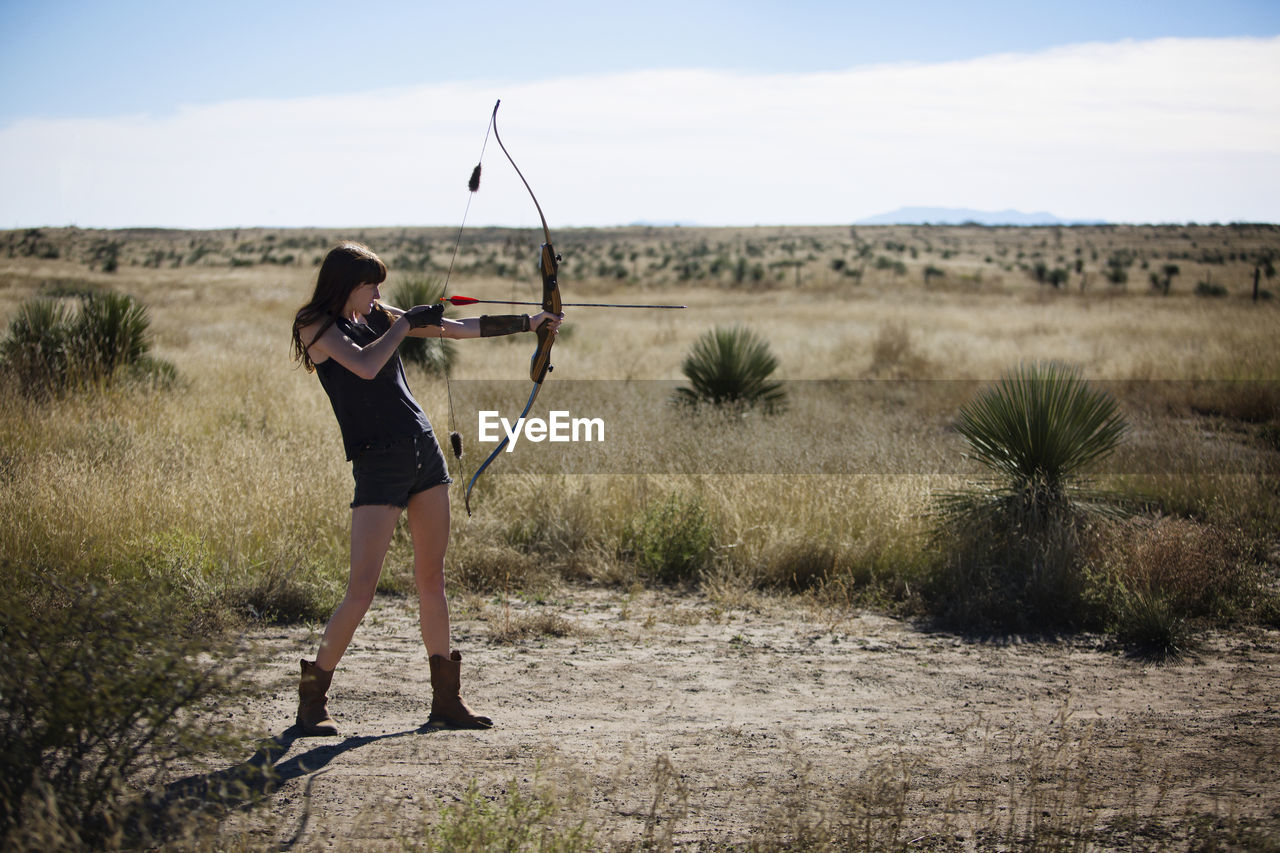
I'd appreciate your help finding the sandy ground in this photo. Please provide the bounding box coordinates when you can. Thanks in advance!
[202,588,1280,850]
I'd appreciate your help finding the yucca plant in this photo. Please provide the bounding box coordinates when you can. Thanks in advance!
[390,277,456,376]
[74,291,151,379]
[931,363,1128,631]
[1,293,174,395]
[673,325,785,413]
[0,299,73,392]
[952,361,1127,512]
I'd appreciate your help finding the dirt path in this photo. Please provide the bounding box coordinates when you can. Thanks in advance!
[217,588,1280,849]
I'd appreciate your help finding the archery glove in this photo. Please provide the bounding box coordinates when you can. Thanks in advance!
[404,304,444,328]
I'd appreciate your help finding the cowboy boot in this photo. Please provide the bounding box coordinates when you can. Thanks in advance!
[297,659,340,736]
[426,651,493,729]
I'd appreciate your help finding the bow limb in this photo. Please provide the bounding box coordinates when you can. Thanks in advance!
[491,102,562,383]
[464,101,562,515]
[464,380,543,516]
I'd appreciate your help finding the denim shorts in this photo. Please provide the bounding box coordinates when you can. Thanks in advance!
[350,431,452,508]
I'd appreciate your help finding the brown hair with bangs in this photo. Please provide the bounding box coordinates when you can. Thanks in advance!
[291,242,389,372]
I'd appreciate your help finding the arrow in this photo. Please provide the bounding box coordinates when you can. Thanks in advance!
[440,295,686,309]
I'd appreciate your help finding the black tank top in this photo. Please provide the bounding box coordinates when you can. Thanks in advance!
[314,309,432,460]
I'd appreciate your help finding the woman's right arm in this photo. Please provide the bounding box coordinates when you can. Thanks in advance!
[302,317,412,380]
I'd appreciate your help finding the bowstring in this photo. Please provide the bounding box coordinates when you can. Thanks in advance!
[441,103,500,491]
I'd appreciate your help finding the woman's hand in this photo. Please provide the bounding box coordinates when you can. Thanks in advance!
[528,311,564,334]
[404,304,444,328]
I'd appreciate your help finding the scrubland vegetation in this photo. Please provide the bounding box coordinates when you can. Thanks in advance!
[1,223,1277,849]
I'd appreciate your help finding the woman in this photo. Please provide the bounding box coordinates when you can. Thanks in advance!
[290,242,561,735]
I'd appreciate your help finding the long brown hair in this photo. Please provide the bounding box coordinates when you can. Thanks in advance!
[291,242,388,372]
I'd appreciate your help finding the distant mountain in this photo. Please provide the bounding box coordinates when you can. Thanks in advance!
[855,207,1105,226]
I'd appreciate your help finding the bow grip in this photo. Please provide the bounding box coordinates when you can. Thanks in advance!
[529,241,561,384]
[529,319,555,383]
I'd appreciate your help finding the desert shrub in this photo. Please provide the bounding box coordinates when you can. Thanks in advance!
[672,325,785,413]
[488,611,577,645]
[925,514,1108,632]
[1104,263,1128,285]
[390,277,456,375]
[1098,517,1269,628]
[620,493,716,585]
[1112,586,1192,661]
[866,321,930,379]
[121,531,339,630]
[755,537,839,591]
[447,543,540,595]
[929,363,1128,631]
[1046,267,1070,288]
[0,299,74,391]
[0,570,248,849]
[87,239,121,273]
[75,291,149,375]
[0,293,175,396]
[224,561,337,624]
[1195,280,1228,297]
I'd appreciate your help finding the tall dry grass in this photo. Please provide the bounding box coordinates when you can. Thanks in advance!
[2,226,1277,624]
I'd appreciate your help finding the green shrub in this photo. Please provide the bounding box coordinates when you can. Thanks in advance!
[952,362,1127,497]
[0,293,175,396]
[621,494,715,584]
[0,571,248,848]
[0,299,73,392]
[125,530,339,627]
[930,363,1128,631]
[673,325,785,413]
[1113,586,1191,661]
[74,291,150,377]
[391,277,456,375]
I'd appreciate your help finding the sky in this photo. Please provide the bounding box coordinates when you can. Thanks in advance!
[2,0,1279,229]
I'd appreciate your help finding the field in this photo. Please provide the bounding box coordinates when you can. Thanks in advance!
[2,223,1278,849]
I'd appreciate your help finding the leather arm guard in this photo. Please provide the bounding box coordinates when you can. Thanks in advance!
[478,314,530,337]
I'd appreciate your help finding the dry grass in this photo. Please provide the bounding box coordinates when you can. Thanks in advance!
[2,224,1276,612]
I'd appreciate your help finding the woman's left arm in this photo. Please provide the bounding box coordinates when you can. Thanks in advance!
[384,303,562,341]
[382,303,480,340]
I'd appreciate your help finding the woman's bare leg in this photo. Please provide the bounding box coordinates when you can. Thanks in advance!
[408,484,490,728]
[314,504,402,671]
[406,484,451,657]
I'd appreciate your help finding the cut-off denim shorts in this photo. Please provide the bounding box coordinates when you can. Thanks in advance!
[350,430,452,509]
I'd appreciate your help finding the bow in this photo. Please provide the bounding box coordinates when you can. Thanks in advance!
[463,100,562,515]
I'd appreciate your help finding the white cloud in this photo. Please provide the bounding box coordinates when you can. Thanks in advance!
[3,36,1278,228]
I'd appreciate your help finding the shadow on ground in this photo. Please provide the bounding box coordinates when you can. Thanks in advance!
[153,724,436,846]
